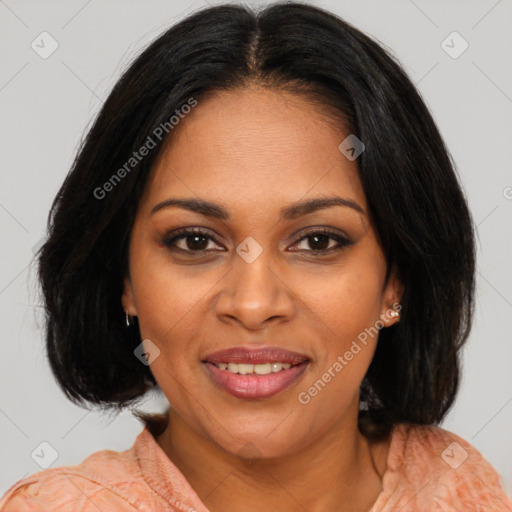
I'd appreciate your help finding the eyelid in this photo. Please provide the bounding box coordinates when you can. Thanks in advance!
[162,226,224,250]
[291,226,351,244]
[288,227,352,253]
[162,225,353,255]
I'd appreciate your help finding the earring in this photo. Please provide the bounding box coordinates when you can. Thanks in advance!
[389,304,401,318]
[125,313,131,327]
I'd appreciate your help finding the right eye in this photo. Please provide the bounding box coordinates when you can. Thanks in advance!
[162,227,224,254]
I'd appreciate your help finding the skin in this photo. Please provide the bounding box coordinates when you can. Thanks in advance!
[122,85,403,512]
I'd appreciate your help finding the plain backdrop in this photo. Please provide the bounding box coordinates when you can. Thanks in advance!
[1,0,511,498]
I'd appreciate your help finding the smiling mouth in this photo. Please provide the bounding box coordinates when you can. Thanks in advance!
[210,361,300,374]
[202,360,310,399]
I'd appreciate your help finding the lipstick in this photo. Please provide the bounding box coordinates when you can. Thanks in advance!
[202,346,310,399]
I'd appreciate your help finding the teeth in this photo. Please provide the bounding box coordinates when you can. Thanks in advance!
[215,362,293,374]
[255,363,272,374]
[238,363,254,375]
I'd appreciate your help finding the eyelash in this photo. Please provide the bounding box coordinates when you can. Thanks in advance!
[162,227,352,256]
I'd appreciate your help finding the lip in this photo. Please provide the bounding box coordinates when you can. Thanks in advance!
[203,360,309,400]
[203,346,310,365]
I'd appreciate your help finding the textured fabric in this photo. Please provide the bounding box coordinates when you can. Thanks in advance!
[1,423,510,511]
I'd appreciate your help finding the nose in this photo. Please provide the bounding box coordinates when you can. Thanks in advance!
[214,247,296,330]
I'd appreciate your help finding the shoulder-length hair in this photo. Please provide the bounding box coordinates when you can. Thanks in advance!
[38,1,475,441]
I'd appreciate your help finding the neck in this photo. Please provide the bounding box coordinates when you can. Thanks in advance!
[156,401,391,512]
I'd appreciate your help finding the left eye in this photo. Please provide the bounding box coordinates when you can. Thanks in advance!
[290,229,350,253]
[162,227,351,255]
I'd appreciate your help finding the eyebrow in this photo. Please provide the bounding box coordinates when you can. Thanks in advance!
[150,195,365,220]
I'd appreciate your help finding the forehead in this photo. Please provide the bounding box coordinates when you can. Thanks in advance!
[140,86,367,217]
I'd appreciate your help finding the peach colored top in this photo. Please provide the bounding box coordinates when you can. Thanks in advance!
[1,423,510,511]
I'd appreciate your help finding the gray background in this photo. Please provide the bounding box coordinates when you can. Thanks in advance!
[1,0,511,499]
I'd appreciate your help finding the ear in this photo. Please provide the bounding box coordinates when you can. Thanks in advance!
[379,265,404,327]
[121,276,137,316]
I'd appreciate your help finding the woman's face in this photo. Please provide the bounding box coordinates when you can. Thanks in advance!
[122,86,402,459]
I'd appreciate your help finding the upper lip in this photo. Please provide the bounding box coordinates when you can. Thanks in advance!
[203,346,310,365]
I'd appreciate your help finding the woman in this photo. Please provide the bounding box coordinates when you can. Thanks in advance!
[1,2,510,511]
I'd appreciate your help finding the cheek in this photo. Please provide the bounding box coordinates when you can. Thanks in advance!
[296,248,385,401]
[307,257,385,350]
[128,240,209,350]
[296,267,382,430]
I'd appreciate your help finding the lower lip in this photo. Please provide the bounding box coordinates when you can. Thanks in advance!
[203,361,309,400]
